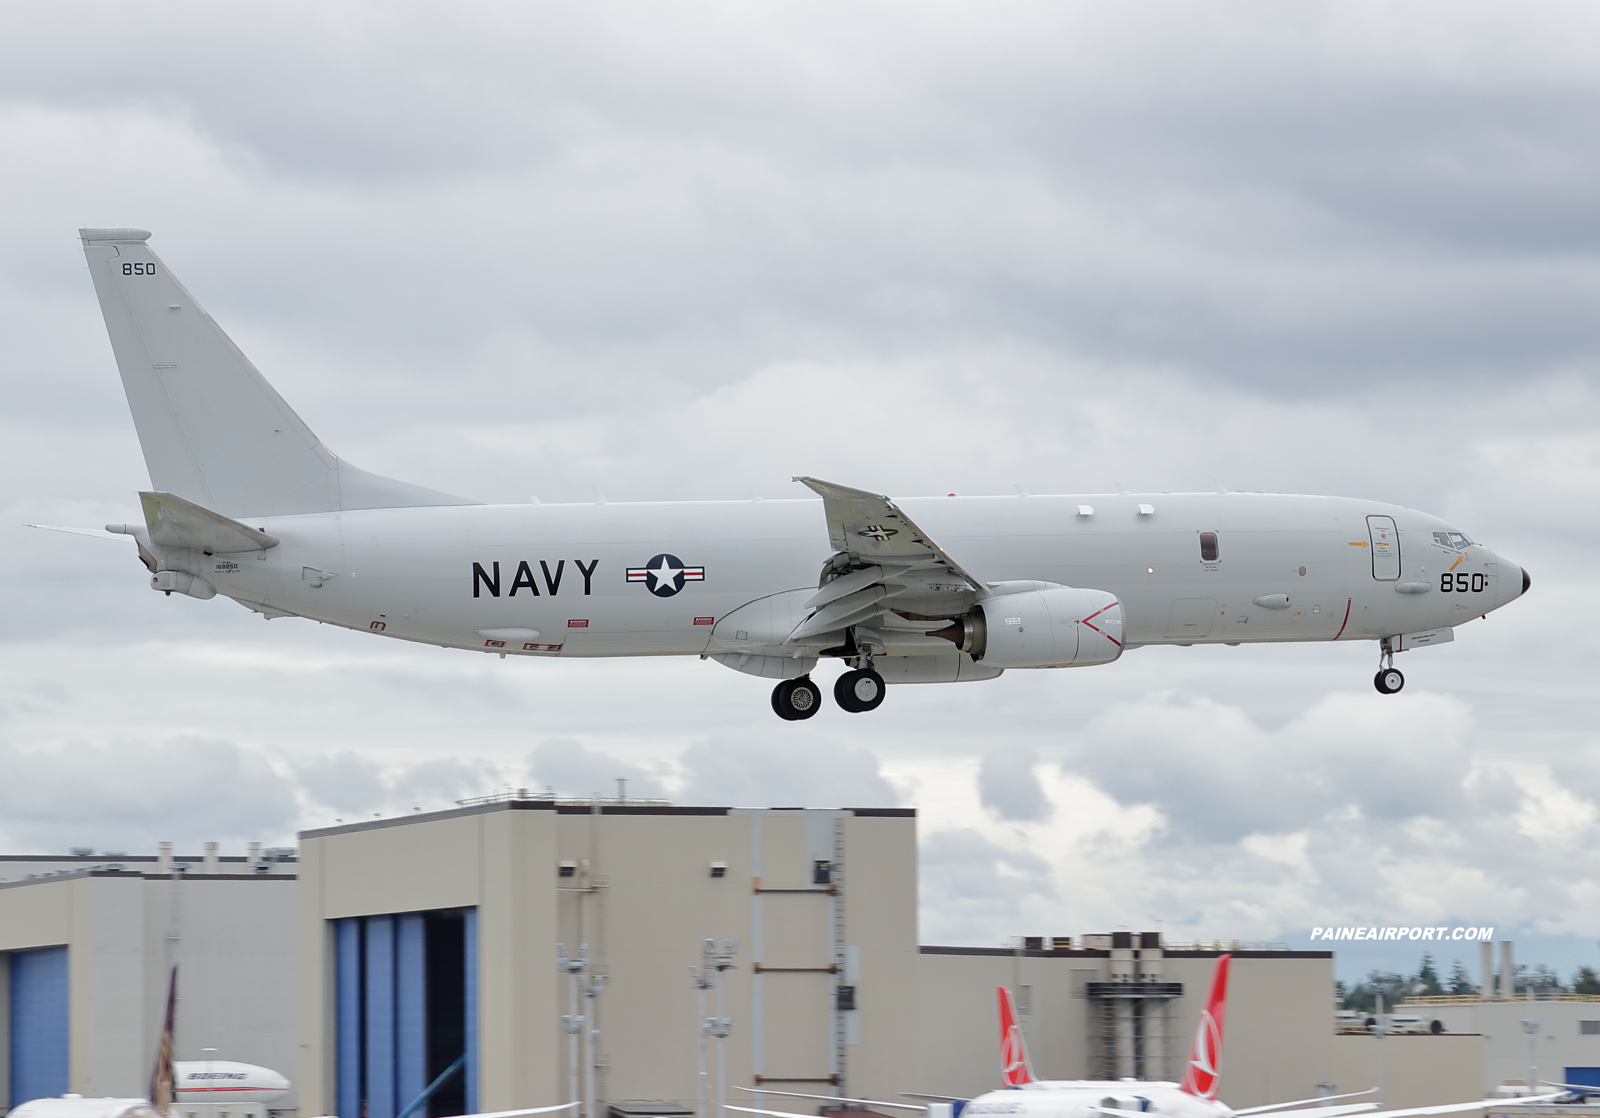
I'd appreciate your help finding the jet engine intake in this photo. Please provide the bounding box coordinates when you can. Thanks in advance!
[934,586,1122,668]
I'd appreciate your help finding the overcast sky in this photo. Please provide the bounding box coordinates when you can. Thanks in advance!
[4,2,1600,986]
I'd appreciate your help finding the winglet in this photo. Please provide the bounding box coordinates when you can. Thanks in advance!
[1180,954,1231,1100]
[998,986,1036,1087]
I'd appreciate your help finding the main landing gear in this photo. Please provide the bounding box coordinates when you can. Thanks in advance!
[834,668,886,713]
[1373,638,1405,694]
[770,667,888,719]
[772,676,824,720]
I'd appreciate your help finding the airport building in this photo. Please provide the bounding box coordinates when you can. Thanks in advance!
[0,848,297,1114]
[0,800,1482,1118]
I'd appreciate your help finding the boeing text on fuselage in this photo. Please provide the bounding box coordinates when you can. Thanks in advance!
[54,228,1532,720]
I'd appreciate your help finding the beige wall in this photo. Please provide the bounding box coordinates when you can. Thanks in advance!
[916,950,1338,1110]
[297,804,919,1117]
[0,874,296,1109]
[1333,1035,1482,1108]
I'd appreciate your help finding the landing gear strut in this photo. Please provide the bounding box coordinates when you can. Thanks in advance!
[834,668,886,713]
[1374,639,1405,694]
[772,675,823,720]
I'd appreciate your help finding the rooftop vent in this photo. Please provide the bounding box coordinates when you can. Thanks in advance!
[70,847,94,857]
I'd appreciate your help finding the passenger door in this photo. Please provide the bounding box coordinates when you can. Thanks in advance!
[1367,515,1400,581]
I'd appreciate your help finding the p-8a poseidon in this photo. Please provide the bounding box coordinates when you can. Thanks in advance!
[54,228,1531,720]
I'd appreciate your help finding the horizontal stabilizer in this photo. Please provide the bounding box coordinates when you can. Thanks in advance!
[29,524,133,542]
[137,491,279,553]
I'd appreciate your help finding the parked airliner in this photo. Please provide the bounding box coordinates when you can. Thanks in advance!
[732,955,1557,1118]
[50,228,1530,719]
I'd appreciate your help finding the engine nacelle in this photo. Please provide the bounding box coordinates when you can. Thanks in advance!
[937,586,1123,668]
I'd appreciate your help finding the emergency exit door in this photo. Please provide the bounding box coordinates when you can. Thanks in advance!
[1367,516,1400,580]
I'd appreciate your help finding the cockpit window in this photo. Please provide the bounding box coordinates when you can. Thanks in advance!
[1434,531,1473,550]
[1433,532,1451,547]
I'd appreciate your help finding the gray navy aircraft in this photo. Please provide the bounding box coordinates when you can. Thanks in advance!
[44,228,1530,719]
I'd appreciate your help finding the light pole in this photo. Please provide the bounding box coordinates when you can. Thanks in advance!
[692,947,713,1118]
[1368,976,1393,1108]
[710,940,739,1118]
[559,944,589,1116]
[585,970,606,1118]
[1523,1018,1540,1107]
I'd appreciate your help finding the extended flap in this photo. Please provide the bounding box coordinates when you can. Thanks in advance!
[140,491,279,553]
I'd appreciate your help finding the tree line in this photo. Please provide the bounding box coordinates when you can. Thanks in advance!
[1337,953,1600,1010]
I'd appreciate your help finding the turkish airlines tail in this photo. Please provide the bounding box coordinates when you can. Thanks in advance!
[1180,953,1232,1100]
[997,986,1036,1087]
[78,228,470,518]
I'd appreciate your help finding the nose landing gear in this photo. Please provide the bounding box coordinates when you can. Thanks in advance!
[1373,638,1405,694]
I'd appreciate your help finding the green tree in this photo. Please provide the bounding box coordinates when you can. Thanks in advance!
[1447,959,1475,996]
[1573,966,1600,995]
[1413,954,1444,997]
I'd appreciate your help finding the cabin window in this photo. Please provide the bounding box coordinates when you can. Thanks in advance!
[1198,532,1219,562]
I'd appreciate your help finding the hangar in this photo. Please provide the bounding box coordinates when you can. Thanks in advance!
[1,798,1442,1118]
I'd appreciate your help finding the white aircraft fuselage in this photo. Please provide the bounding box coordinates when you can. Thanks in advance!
[189,492,1519,658]
[66,227,1530,717]
[966,1081,1234,1118]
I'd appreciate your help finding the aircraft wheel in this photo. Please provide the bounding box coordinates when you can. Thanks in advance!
[1374,668,1405,694]
[834,669,886,713]
[772,676,823,720]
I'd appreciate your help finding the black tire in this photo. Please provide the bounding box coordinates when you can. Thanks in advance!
[834,669,886,713]
[1381,668,1405,694]
[1373,670,1390,694]
[772,676,823,720]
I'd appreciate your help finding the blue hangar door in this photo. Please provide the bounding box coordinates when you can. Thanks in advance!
[337,909,477,1118]
[11,946,70,1105]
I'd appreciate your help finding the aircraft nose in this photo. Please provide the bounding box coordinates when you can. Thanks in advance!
[1521,567,1531,596]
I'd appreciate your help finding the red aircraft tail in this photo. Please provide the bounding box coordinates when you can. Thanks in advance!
[1179,954,1231,1100]
[997,986,1036,1087]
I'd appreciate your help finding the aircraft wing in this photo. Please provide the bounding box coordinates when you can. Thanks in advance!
[1265,1098,1561,1118]
[1236,1093,1376,1115]
[787,477,986,647]
[737,1088,924,1112]
[793,477,986,590]
[139,492,279,554]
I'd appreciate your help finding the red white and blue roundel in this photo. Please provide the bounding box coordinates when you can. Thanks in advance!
[626,554,705,598]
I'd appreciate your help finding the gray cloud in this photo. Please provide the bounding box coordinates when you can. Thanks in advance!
[529,738,669,801]
[677,737,899,808]
[0,1,1596,967]
[0,737,298,854]
[979,745,1052,822]
[920,828,1056,944]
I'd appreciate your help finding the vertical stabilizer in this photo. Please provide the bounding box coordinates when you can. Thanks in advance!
[1179,954,1231,1100]
[79,228,471,517]
[148,965,177,1114]
[997,985,1036,1087]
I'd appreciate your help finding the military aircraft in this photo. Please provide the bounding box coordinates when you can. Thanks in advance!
[49,228,1530,720]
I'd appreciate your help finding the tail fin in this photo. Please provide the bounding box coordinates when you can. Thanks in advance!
[997,986,1036,1087]
[148,965,177,1114]
[79,228,472,518]
[1179,954,1231,1100]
